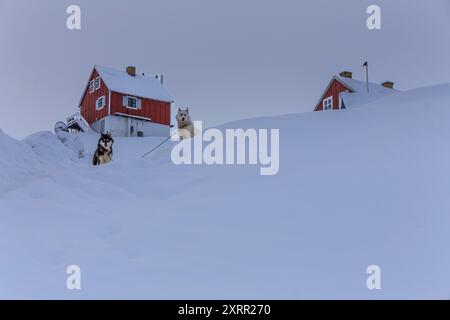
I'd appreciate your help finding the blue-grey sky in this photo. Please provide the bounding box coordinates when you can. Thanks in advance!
[1,0,450,138]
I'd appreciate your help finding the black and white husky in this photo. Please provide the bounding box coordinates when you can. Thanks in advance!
[92,133,114,166]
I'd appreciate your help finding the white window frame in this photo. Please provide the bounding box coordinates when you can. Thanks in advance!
[95,76,101,90]
[125,96,141,110]
[96,95,106,110]
[89,80,95,93]
[323,96,333,110]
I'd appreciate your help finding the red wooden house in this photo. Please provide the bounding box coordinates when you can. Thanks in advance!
[314,71,397,111]
[78,65,174,137]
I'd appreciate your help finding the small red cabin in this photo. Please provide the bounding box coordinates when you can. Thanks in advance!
[314,71,397,111]
[79,65,174,137]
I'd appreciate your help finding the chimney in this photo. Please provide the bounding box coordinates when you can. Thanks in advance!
[126,66,136,77]
[339,71,353,79]
[381,81,394,89]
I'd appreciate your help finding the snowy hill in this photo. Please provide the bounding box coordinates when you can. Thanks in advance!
[2,83,450,299]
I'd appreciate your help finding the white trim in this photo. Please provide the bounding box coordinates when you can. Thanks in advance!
[96,95,106,110]
[114,112,152,122]
[89,80,95,93]
[124,96,141,110]
[95,76,101,90]
[323,96,333,110]
[78,67,96,107]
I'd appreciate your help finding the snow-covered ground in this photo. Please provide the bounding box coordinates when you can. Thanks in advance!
[2,84,450,299]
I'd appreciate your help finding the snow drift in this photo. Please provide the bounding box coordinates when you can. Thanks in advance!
[0,129,46,195]
[1,83,450,299]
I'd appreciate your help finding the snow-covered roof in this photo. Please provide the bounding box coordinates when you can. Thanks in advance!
[337,76,399,109]
[336,76,397,96]
[94,65,174,103]
[314,75,400,110]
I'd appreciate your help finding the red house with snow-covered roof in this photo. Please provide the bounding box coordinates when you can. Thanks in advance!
[314,71,397,111]
[78,65,174,137]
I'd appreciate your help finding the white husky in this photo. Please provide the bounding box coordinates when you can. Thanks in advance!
[176,107,196,139]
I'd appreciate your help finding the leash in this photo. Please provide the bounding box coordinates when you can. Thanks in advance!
[141,130,179,158]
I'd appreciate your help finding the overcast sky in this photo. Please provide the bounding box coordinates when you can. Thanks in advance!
[1,0,449,138]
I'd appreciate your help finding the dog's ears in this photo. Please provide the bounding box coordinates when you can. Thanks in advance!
[177,106,190,113]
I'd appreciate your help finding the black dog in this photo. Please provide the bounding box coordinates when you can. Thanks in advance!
[92,133,114,166]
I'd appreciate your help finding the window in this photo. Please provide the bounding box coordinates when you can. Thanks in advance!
[96,96,106,110]
[89,80,95,93]
[123,96,142,109]
[128,97,137,109]
[95,77,101,90]
[323,96,333,110]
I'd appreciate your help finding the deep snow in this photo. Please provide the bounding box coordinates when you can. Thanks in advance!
[2,84,450,299]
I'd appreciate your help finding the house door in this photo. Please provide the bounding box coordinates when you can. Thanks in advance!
[127,118,134,137]
[135,120,143,137]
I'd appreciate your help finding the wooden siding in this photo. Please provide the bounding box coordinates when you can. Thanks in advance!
[79,69,109,124]
[80,68,171,126]
[315,79,351,111]
[110,92,171,125]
